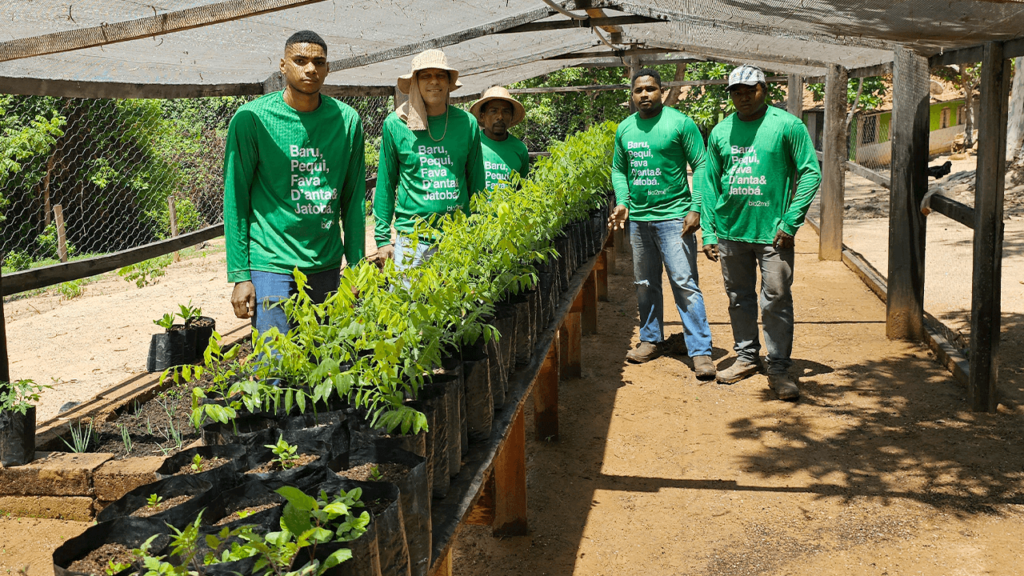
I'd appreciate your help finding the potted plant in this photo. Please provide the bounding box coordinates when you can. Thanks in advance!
[178,301,216,359]
[0,379,50,466]
[147,312,195,372]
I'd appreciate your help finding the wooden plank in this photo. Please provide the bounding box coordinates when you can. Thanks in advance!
[507,76,788,95]
[168,197,180,263]
[595,250,609,301]
[566,57,701,68]
[1,225,224,297]
[464,473,494,526]
[0,0,326,63]
[430,548,453,576]
[496,15,662,34]
[0,76,265,99]
[492,406,528,536]
[53,204,68,264]
[459,42,595,77]
[564,311,582,379]
[543,48,694,60]
[930,195,975,229]
[845,160,891,188]
[581,270,598,335]
[969,41,1011,413]
[787,74,804,119]
[886,46,930,341]
[533,332,560,442]
[805,62,892,84]
[820,63,848,261]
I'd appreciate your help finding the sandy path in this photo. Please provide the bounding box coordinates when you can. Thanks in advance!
[453,229,1024,575]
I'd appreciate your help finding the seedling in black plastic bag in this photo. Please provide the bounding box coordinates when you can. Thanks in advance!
[190,454,204,472]
[265,434,300,470]
[153,313,176,330]
[104,560,130,576]
[146,493,163,509]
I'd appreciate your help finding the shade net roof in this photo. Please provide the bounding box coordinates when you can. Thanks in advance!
[1,0,1022,98]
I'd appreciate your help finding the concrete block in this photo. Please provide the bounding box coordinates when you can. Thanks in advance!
[0,452,113,496]
[93,456,165,502]
[0,495,95,521]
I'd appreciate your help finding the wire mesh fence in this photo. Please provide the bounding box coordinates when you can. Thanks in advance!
[0,94,392,276]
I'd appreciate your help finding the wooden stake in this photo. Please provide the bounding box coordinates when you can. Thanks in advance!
[595,250,609,301]
[53,204,68,263]
[533,332,560,442]
[820,64,848,261]
[581,270,598,335]
[970,41,1011,413]
[886,47,930,341]
[0,268,10,389]
[563,308,582,380]
[492,406,527,536]
[168,196,180,262]
[558,321,570,375]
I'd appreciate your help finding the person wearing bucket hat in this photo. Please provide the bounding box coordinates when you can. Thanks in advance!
[373,49,486,270]
[608,68,715,378]
[224,30,366,338]
[470,86,530,191]
[699,64,821,400]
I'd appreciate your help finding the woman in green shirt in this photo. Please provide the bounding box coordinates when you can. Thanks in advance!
[373,49,486,270]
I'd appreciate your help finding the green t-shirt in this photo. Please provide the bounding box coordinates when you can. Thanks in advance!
[373,107,486,247]
[611,107,707,221]
[701,106,822,245]
[481,132,530,191]
[223,92,366,283]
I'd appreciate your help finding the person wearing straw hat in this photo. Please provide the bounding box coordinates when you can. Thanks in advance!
[607,68,716,380]
[700,64,821,400]
[470,85,530,191]
[224,30,365,336]
[373,49,486,270]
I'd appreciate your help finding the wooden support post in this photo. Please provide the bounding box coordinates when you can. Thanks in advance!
[581,270,598,335]
[886,47,930,341]
[430,548,453,576]
[466,473,495,525]
[0,269,9,389]
[595,249,609,301]
[563,303,582,380]
[53,204,68,263]
[168,196,180,262]
[558,321,570,375]
[626,55,640,114]
[604,232,618,274]
[615,227,629,256]
[970,41,1012,413]
[787,74,804,119]
[492,406,527,536]
[820,64,848,261]
[394,86,408,111]
[533,331,559,441]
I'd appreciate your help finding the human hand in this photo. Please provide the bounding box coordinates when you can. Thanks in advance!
[773,229,795,249]
[702,243,719,262]
[374,244,395,268]
[681,211,701,237]
[608,205,629,232]
[231,281,256,319]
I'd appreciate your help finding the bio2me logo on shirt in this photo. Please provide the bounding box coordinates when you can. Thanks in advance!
[418,144,460,207]
[728,145,770,208]
[289,145,338,221]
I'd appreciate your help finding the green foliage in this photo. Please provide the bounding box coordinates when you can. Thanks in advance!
[0,379,50,415]
[177,300,202,323]
[55,279,85,300]
[154,313,176,330]
[119,255,172,288]
[191,454,204,472]
[149,197,205,240]
[146,493,164,509]
[673,62,788,134]
[3,251,32,272]
[61,419,93,453]
[807,76,888,113]
[119,424,133,455]
[266,434,301,470]
[36,223,76,260]
[104,560,130,576]
[0,95,65,224]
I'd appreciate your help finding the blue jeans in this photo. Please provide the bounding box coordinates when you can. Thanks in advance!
[630,219,713,357]
[250,268,340,337]
[717,239,794,374]
[394,234,438,272]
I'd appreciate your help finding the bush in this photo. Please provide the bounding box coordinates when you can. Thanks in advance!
[149,197,205,240]
[36,222,76,260]
[3,250,32,271]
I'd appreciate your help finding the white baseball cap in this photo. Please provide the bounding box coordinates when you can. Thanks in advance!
[727,65,766,91]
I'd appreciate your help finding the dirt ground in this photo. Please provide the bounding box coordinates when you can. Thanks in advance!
[451,230,1024,575]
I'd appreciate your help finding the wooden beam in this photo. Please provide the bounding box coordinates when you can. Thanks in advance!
[492,406,528,536]
[564,56,700,68]
[507,76,788,95]
[0,76,264,99]
[820,64,848,261]
[542,48,691,60]
[886,46,930,341]
[595,249,609,301]
[787,74,804,119]
[928,37,1024,68]
[497,15,663,34]
[459,41,597,77]
[0,0,325,63]
[969,41,1011,413]
[805,62,893,84]
[533,333,560,441]
[1,225,224,297]
[563,310,582,379]
[930,195,975,229]
[581,270,598,335]
[845,160,891,188]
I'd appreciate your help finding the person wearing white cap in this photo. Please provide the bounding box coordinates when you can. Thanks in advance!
[699,64,821,400]
[607,68,716,379]
[470,86,530,191]
[373,49,486,270]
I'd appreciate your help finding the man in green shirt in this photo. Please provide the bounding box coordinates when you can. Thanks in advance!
[224,30,366,337]
[700,65,822,400]
[373,49,486,270]
[609,68,716,379]
[470,85,530,191]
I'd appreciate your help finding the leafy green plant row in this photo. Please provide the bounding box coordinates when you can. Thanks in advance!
[167,121,616,437]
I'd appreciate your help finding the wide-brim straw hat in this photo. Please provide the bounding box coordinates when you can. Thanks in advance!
[470,85,526,128]
[397,49,463,94]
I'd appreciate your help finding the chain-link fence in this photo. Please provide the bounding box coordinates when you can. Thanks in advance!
[0,94,392,277]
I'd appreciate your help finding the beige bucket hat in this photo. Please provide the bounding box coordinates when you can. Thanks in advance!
[397,49,463,94]
[470,85,526,127]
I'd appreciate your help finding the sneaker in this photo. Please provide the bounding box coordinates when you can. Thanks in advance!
[768,373,800,400]
[626,341,662,363]
[692,355,716,380]
[716,357,762,384]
